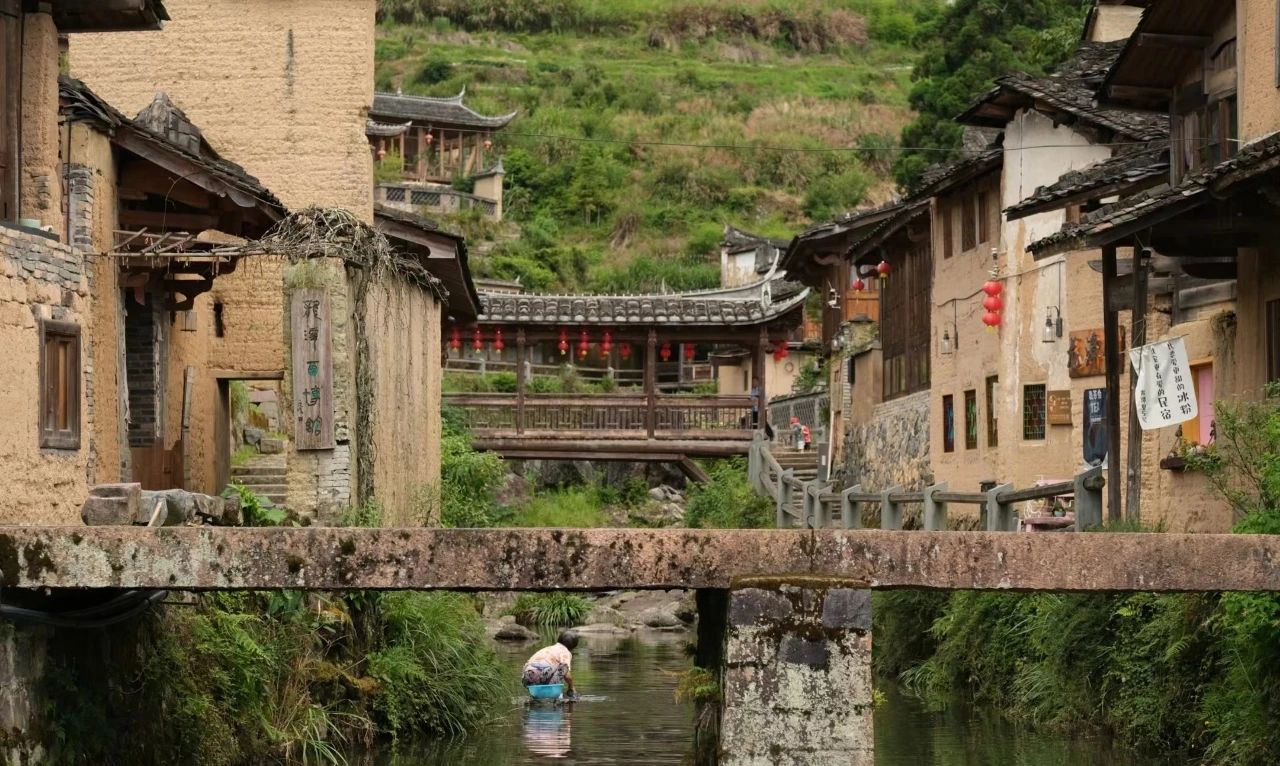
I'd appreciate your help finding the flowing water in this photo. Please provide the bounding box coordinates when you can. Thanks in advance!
[347,630,1187,765]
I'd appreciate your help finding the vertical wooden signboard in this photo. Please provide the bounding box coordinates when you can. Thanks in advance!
[291,289,335,450]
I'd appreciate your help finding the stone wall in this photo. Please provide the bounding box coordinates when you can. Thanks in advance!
[68,0,376,220]
[840,390,930,492]
[0,226,91,525]
[0,623,49,763]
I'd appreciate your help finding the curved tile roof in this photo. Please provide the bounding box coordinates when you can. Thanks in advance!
[475,278,809,327]
[371,89,517,130]
[1006,143,1169,220]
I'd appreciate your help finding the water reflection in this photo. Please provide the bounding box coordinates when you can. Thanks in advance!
[523,705,571,758]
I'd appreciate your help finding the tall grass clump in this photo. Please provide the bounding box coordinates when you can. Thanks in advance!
[511,486,609,528]
[684,457,772,528]
[508,592,593,627]
[435,415,507,528]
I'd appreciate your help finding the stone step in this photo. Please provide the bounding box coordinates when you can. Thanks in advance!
[231,465,287,478]
[233,483,289,496]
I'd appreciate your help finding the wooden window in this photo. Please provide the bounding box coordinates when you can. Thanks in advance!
[942,206,953,259]
[213,301,226,337]
[1268,300,1280,383]
[39,319,81,450]
[985,375,999,447]
[1023,384,1046,440]
[0,0,19,222]
[964,389,978,450]
[977,189,990,245]
[880,239,932,400]
[1182,362,1215,445]
[962,195,977,252]
[942,395,955,453]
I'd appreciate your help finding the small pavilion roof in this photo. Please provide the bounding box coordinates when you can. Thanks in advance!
[474,278,809,328]
[371,89,517,131]
[374,204,477,319]
[1028,132,1280,258]
[366,119,412,137]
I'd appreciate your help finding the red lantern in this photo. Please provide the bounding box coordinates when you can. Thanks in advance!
[558,327,569,356]
[775,343,789,360]
[449,326,461,352]
[472,327,483,353]
[684,343,696,362]
[492,327,505,352]
[877,260,891,281]
[852,277,865,293]
[601,330,613,356]
[982,280,1003,297]
[982,311,1002,332]
[620,343,632,361]
[578,328,590,359]
[660,343,672,362]
[425,132,435,146]
[982,294,1003,313]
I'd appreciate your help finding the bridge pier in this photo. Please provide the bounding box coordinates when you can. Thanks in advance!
[719,577,873,766]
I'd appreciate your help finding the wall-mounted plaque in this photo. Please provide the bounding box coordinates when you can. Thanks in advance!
[1068,327,1125,378]
[290,289,335,450]
[1047,389,1072,425]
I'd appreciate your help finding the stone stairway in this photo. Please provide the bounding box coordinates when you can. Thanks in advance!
[771,446,820,521]
[229,453,288,507]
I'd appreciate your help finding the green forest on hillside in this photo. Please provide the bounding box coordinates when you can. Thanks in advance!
[375,0,940,292]
[375,0,1088,293]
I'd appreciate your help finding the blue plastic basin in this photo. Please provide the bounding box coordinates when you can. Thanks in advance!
[526,683,564,700]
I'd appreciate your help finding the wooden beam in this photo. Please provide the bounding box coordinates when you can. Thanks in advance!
[1136,33,1211,49]
[1104,84,1169,104]
[119,209,221,231]
[677,457,711,484]
[1125,250,1148,523]
[211,369,285,380]
[1102,245,1123,523]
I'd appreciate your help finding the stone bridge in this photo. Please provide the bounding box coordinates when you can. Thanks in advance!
[7,526,1280,766]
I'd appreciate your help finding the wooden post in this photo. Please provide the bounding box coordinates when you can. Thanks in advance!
[438,128,445,178]
[1126,248,1148,522]
[398,131,405,165]
[1102,244,1123,522]
[755,328,768,433]
[516,328,526,435]
[417,127,427,182]
[645,329,657,438]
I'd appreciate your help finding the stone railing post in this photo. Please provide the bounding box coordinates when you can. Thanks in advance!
[1073,466,1105,531]
[721,577,874,765]
[985,483,1016,531]
[923,482,948,531]
[841,485,862,530]
[880,485,904,530]
[776,469,795,529]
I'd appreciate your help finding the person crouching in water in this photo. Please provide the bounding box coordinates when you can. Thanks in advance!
[522,631,578,698]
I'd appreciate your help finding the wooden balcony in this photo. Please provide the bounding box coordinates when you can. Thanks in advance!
[443,392,756,459]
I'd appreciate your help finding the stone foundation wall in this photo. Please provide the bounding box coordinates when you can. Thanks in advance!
[840,389,930,492]
[0,623,49,763]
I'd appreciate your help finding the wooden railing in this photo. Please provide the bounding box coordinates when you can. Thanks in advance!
[444,392,754,440]
[749,437,1105,532]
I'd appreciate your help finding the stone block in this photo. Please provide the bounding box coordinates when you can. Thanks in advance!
[81,483,141,526]
[822,588,872,631]
[259,437,285,454]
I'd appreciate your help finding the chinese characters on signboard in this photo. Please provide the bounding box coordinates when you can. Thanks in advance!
[291,289,335,450]
[1068,327,1125,378]
[1129,337,1197,431]
[1083,388,1107,466]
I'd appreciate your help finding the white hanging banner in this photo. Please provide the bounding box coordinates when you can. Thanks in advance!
[1128,337,1197,431]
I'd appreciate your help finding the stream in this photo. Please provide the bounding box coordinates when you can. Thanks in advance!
[346,629,1187,765]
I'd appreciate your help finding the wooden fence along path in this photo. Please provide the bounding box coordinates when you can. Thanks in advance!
[749,435,1105,532]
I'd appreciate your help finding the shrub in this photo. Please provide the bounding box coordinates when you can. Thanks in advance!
[684,457,772,529]
[508,592,592,627]
[437,420,507,527]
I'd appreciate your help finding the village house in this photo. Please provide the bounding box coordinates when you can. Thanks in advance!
[368,89,512,222]
[61,0,471,525]
[1027,0,1280,532]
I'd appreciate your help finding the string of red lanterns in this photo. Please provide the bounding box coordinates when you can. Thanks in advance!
[578,328,590,359]
[558,327,569,356]
[660,342,672,362]
[981,276,1004,332]
[449,326,461,352]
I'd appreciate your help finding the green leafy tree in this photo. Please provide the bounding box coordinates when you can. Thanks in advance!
[893,0,1088,188]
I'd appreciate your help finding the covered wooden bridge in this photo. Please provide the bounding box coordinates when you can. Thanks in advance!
[443,278,809,470]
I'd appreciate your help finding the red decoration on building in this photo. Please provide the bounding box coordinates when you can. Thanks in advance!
[425,132,435,145]
[981,280,1003,297]
[982,294,1003,313]
[851,277,865,293]
[774,343,789,361]
[601,330,613,356]
[684,343,696,361]
[558,327,569,356]
[982,311,1002,332]
[492,327,505,352]
[578,328,590,359]
[877,260,891,281]
[472,327,483,353]
[449,326,461,352]
[619,343,632,361]
[660,343,672,362]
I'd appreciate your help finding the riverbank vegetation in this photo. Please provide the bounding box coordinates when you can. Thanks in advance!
[41,590,507,764]
[874,389,1280,763]
[375,0,944,292]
